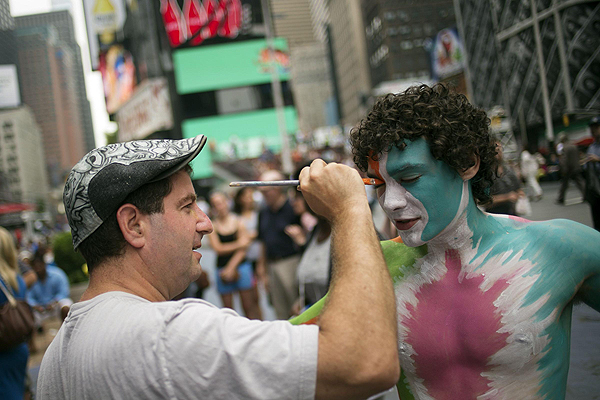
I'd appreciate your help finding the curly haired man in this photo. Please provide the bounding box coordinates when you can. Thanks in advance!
[292,84,600,399]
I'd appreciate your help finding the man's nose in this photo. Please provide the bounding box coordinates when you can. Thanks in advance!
[382,184,408,211]
[195,206,213,234]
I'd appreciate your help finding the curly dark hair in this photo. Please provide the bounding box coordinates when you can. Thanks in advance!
[350,84,498,205]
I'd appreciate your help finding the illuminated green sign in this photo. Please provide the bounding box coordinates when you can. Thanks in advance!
[183,107,298,179]
[173,38,291,94]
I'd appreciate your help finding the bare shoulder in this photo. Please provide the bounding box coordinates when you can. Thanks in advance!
[527,218,600,270]
[482,215,599,271]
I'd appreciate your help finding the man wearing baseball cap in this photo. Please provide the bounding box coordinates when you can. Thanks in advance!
[36,137,399,399]
[585,116,600,230]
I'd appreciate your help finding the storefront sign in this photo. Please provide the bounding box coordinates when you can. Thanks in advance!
[116,78,174,142]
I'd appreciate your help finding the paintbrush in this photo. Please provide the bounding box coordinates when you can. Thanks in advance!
[229,177,382,187]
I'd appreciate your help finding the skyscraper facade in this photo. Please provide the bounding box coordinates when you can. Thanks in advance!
[456,0,600,144]
[16,11,96,152]
[0,0,16,67]
[327,0,371,126]
[15,26,86,187]
[361,0,456,90]
[0,0,13,30]
[270,0,316,47]
[0,106,49,208]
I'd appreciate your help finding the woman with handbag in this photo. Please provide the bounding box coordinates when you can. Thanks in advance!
[0,227,32,400]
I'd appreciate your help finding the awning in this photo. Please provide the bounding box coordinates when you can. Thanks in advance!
[575,137,594,147]
[0,203,35,215]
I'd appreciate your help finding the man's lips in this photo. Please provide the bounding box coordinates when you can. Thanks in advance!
[394,218,420,230]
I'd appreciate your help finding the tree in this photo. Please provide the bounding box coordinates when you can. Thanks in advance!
[52,232,88,284]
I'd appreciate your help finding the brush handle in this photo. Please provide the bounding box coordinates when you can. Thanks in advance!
[229,178,380,187]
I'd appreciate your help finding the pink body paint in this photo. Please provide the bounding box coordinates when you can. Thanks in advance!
[507,215,531,223]
[404,250,510,399]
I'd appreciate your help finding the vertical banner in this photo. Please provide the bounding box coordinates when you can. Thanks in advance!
[430,27,465,81]
[83,0,127,70]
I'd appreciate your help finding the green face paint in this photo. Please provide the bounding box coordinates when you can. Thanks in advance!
[379,138,465,243]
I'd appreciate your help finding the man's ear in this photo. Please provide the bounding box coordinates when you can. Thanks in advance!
[116,204,147,249]
[460,156,480,181]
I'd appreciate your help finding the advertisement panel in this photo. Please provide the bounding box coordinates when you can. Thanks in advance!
[82,0,128,70]
[99,45,136,114]
[0,65,20,109]
[161,0,264,48]
[116,78,173,142]
[430,27,465,81]
[182,106,298,179]
[173,38,290,94]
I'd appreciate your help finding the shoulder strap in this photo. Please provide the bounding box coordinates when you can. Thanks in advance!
[0,276,17,307]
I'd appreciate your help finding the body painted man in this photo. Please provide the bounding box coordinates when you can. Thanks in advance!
[291,84,600,399]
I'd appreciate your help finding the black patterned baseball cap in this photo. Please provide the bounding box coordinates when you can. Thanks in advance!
[63,136,207,249]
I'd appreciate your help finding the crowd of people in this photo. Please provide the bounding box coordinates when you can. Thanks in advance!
[0,84,598,399]
[0,232,73,399]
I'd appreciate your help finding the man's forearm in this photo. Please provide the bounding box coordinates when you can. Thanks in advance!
[315,205,399,399]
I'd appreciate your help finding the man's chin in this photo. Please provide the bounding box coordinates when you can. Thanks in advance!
[398,231,426,247]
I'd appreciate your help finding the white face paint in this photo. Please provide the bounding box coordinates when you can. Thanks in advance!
[373,152,430,247]
[368,138,470,247]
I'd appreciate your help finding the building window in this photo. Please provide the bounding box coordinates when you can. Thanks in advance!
[400,41,413,50]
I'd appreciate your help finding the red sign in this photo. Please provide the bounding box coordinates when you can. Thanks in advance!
[161,0,186,47]
[162,0,242,48]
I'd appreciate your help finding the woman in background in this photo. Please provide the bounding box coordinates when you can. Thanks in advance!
[209,191,261,319]
[0,227,30,400]
[233,187,263,319]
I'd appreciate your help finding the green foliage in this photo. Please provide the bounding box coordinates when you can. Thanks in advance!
[52,232,88,284]
[36,197,46,212]
[105,130,118,145]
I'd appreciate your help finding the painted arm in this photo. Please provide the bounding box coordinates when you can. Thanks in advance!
[575,227,600,312]
[546,219,600,313]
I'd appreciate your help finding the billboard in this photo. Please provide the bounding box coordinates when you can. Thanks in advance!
[161,0,264,48]
[83,0,128,70]
[430,27,465,81]
[182,106,298,179]
[0,65,20,109]
[99,45,136,114]
[173,38,290,94]
[116,78,173,142]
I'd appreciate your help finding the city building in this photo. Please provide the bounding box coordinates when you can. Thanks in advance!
[289,42,334,132]
[0,106,50,226]
[14,26,86,187]
[270,0,317,47]
[361,0,456,91]
[0,0,13,30]
[327,0,371,127]
[456,0,600,148]
[16,10,96,152]
[0,0,17,67]
[308,0,328,43]
[268,0,335,134]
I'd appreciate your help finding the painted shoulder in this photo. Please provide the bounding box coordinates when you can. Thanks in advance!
[380,239,427,283]
[498,216,600,272]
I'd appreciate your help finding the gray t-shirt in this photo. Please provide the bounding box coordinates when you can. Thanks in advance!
[37,292,318,399]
